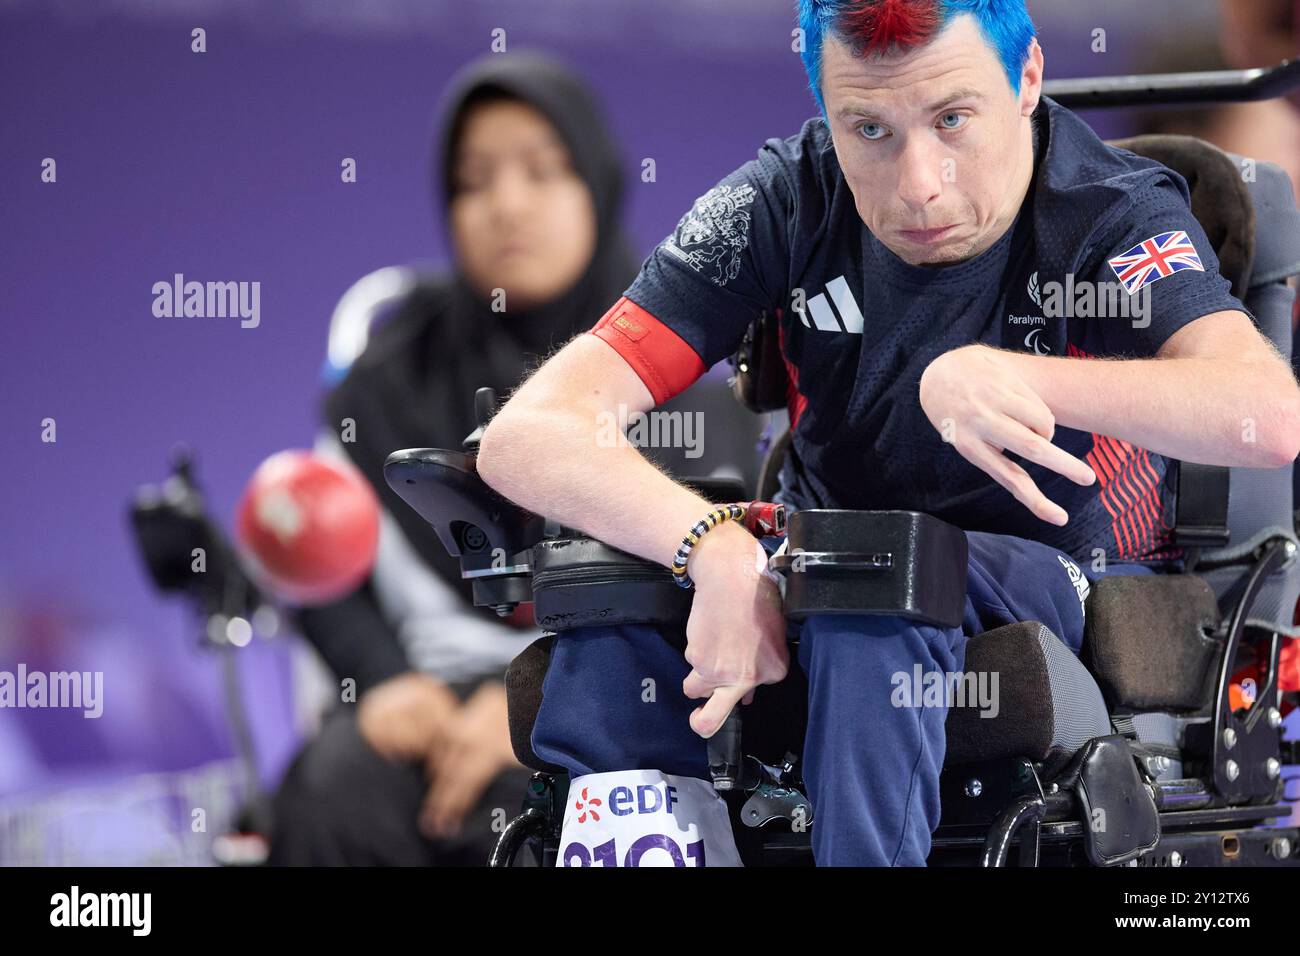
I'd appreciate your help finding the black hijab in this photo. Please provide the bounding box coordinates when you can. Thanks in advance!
[325,51,638,597]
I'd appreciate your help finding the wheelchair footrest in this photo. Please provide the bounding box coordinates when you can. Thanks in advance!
[1069,735,1160,866]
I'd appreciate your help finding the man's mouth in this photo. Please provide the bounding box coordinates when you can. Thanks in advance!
[899,224,955,245]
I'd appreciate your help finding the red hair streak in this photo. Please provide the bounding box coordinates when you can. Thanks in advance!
[840,0,943,55]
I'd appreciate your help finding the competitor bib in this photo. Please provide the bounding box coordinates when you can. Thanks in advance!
[557,769,743,867]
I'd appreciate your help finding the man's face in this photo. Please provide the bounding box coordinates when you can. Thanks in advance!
[821,14,1043,266]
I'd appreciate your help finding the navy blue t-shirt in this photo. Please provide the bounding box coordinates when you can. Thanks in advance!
[591,96,1247,564]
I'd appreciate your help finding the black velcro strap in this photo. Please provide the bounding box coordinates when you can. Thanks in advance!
[1110,714,1137,738]
[1172,461,1230,549]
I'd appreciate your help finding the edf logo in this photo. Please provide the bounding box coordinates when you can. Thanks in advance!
[577,782,678,822]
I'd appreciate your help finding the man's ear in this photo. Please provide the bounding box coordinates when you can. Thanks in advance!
[1020,37,1044,117]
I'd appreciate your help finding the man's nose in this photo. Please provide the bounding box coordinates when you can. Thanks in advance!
[895,136,945,212]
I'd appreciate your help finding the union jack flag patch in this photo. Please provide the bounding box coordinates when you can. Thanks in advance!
[1107,230,1205,294]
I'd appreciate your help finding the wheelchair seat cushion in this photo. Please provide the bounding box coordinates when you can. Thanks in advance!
[1082,573,1222,712]
[945,621,1111,766]
[504,635,566,774]
[506,620,1113,775]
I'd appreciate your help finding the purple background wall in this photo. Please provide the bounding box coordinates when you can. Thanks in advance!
[7,0,1282,844]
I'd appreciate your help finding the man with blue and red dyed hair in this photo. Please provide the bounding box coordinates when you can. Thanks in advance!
[477,0,1300,865]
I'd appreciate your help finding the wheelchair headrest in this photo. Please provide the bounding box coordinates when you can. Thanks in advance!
[1105,134,1255,299]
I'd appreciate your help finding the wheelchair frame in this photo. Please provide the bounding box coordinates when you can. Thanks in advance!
[385,423,1300,869]
[385,58,1300,868]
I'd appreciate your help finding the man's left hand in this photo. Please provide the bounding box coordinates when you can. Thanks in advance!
[919,344,1096,526]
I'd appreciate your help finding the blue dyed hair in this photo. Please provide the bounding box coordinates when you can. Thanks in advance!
[797,0,1038,116]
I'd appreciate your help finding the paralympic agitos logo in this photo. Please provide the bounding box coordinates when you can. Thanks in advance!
[1024,270,1151,327]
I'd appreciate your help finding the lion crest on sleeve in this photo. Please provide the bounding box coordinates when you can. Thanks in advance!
[662,182,758,288]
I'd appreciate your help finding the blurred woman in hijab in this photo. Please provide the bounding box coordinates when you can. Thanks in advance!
[269,51,638,866]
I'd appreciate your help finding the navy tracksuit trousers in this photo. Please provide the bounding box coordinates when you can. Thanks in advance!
[531,529,1164,866]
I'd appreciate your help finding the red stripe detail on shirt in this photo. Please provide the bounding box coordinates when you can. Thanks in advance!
[1135,447,1168,528]
[1133,445,1175,556]
[776,313,809,429]
[1065,342,1177,559]
[588,297,706,406]
[1102,435,1156,553]
[1119,439,1163,545]
[1091,438,1137,557]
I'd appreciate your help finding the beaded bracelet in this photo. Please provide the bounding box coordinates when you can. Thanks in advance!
[671,503,746,589]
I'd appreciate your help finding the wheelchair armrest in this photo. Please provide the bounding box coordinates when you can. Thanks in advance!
[383,448,546,560]
[771,509,968,628]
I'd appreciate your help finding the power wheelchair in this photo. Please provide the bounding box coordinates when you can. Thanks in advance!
[383,62,1300,867]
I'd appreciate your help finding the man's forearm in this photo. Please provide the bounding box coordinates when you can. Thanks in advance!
[480,404,723,567]
[997,349,1300,468]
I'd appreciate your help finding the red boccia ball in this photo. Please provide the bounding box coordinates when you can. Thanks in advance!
[235,450,380,605]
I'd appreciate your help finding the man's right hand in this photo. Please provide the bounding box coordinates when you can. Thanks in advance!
[681,522,789,739]
[474,334,790,738]
[357,671,460,762]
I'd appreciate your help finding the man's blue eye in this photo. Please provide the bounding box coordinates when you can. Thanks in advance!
[859,123,886,141]
[939,112,967,130]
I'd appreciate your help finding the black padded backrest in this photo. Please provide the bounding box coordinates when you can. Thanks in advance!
[1107,141,1300,628]
[1106,135,1255,298]
[1214,156,1300,556]
[1200,158,1300,626]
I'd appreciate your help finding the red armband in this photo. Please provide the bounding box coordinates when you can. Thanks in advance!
[589,297,706,405]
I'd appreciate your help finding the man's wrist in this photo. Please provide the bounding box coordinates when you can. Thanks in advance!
[981,344,1053,398]
[685,520,763,584]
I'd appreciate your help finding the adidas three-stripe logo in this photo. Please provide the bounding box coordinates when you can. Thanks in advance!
[796,275,864,333]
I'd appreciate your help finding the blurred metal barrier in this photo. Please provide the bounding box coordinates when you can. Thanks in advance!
[0,759,246,867]
[1045,58,1300,108]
